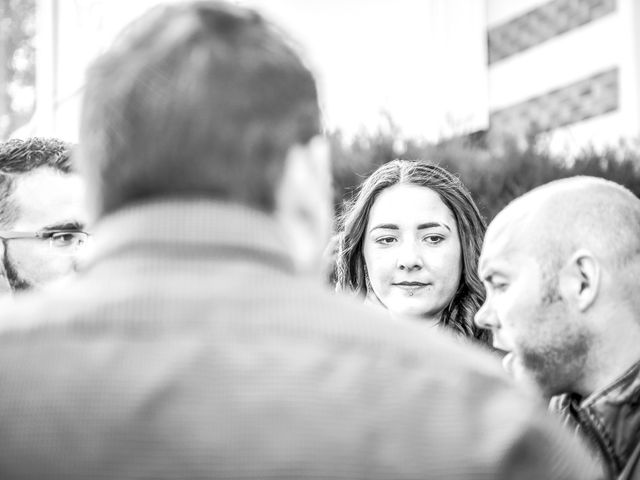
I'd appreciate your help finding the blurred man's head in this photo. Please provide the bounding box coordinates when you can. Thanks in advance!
[78,1,332,274]
[0,138,88,292]
[475,176,640,398]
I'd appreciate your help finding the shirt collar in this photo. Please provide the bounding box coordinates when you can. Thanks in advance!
[82,198,293,270]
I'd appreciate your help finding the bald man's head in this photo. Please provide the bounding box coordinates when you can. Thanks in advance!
[487,176,640,279]
[475,176,640,397]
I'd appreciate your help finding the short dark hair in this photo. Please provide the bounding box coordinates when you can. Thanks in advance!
[335,160,488,341]
[79,0,321,217]
[0,137,73,227]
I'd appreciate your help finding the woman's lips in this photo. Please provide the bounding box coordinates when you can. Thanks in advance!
[392,282,430,293]
[393,282,428,287]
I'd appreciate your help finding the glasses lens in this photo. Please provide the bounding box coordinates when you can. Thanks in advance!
[48,231,89,251]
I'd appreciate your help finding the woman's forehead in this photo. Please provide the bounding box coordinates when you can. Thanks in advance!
[368,184,456,227]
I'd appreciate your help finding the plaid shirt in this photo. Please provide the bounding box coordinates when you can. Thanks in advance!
[0,200,602,479]
[551,360,640,480]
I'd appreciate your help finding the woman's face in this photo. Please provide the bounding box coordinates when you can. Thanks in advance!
[363,183,462,322]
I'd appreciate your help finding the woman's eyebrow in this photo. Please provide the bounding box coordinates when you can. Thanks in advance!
[417,222,451,231]
[369,223,398,232]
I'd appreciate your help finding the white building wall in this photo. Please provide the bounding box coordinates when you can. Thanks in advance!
[487,0,552,27]
[488,16,619,111]
[487,0,640,152]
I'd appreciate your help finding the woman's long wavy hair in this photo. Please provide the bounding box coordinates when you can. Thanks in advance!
[335,160,489,342]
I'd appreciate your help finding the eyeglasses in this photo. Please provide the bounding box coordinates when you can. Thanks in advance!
[0,230,90,251]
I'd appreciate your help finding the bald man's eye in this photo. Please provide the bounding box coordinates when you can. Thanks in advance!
[490,281,508,292]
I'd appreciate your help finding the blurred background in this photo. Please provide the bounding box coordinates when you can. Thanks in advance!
[2,0,640,219]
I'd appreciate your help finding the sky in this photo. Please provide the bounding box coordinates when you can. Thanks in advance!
[39,0,490,142]
[242,0,490,140]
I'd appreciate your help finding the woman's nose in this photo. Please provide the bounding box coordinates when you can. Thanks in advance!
[396,241,424,271]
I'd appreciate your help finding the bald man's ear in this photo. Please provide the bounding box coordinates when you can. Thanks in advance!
[559,249,600,312]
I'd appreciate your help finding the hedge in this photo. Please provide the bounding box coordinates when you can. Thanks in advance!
[330,129,640,222]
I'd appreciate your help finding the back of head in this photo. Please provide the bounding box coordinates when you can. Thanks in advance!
[0,138,73,228]
[79,1,321,218]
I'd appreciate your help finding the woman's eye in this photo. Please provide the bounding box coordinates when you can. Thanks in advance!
[375,236,396,245]
[423,235,444,245]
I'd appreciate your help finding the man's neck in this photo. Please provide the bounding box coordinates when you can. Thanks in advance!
[581,317,640,397]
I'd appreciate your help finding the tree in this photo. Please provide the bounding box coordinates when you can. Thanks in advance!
[0,0,36,140]
[330,128,640,222]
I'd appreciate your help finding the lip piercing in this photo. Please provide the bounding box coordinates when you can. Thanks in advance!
[409,291,414,296]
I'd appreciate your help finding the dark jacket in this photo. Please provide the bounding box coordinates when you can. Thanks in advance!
[551,361,640,479]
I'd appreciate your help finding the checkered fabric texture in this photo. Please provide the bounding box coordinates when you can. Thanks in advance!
[0,201,603,479]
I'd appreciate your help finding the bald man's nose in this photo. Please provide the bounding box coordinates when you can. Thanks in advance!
[474,300,496,330]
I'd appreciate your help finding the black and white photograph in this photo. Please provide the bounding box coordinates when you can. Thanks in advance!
[0,1,638,478]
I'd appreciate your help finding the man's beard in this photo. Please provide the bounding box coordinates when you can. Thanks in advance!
[2,242,32,292]
[521,334,590,398]
[520,296,590,398]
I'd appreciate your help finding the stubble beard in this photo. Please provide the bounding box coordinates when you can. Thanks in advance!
[520,299,590,398]
[2,243,32,292]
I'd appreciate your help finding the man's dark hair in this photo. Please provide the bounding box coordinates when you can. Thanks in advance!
[79,1,321,217]
[0,137,73,227]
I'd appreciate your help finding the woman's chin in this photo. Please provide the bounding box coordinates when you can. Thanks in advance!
[388,307,442,325]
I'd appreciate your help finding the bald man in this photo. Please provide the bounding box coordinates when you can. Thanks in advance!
[474,176,640,479]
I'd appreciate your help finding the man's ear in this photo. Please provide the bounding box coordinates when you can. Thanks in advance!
[0,243,11,295]
[559,249,600,312]
[275,136,333,278]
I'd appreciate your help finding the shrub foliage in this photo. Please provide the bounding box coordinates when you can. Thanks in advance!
[330,130,640,222]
